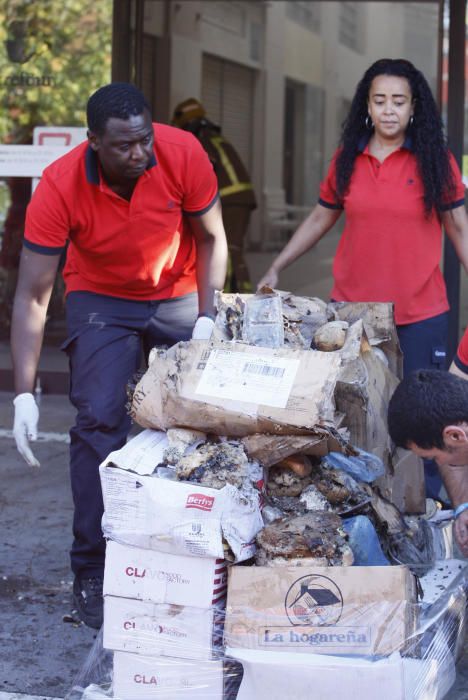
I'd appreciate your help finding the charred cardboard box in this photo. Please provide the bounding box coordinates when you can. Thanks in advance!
[224,564,417,658]
[104,540,227,609]
[213,293,424,514]
[333,318,425,514]
[330,300,403,379]
[99,431,264,562]
[129,298,424,513]
[130,339,341,437]
[103,595,224,662]
[112,651,224,699]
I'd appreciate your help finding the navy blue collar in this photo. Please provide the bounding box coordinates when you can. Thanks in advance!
[357,132,414,153]
[84,144,157,185]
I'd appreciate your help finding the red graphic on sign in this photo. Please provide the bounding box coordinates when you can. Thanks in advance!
[38,132,72,146]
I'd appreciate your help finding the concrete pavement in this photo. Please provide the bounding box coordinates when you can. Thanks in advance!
[0,389,467,699]
[0,393,96,699]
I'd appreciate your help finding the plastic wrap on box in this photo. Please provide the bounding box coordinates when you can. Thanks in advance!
[68,560,466,700]
[67,635,241,700]
[112,651,224,699]
[104,540,227,608]
[227,648,447,700]
[225,564,418,657]
[103,596,225,661]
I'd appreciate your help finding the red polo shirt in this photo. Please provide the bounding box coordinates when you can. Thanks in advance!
[455,327,468,373]
[24,123,219,300]
[319,140,465,325]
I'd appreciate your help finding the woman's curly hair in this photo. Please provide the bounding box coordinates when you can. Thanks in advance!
[336,58,453,216]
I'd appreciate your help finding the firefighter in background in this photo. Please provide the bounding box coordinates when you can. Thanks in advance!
[172,98,256,292]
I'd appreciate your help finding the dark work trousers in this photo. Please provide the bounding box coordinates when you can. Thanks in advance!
[396,311,449,500]
[222,204,253,292]
[62,290,199,578]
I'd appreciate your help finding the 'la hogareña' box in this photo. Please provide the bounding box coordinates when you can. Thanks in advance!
[224,564,417,658]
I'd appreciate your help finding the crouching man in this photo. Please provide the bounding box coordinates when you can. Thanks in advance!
[388,369,468,557]
[11,82,228,628]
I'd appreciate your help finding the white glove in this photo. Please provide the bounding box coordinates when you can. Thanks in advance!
[13,393,40,467]
[192,316,215,340]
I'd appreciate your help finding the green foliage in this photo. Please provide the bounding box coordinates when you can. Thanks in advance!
[0,0,112,142]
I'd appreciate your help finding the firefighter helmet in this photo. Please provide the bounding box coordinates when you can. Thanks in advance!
[171,98,206,128]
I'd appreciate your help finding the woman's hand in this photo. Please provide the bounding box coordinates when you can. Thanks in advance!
[257,267,279,291]
[256,204,341,292]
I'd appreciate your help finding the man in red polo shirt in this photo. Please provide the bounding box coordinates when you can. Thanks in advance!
[11,83,228,628]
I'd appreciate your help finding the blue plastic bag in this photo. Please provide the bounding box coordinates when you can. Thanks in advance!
[324,448,385,483]
[343,515,389,565]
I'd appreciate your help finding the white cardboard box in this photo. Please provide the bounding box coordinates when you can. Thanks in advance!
[227,648,449,700]
[104,541,227,609]
[113,650,224,699]
[103,595,223,661]
[100,432,263,562]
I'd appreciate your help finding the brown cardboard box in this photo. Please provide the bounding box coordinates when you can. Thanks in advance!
[334,320,425,513]
[131,340,342,437]
[330,300,403,379]
[378,447,426,515]
[224,564,417,658]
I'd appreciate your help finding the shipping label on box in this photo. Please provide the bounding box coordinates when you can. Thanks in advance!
[104,541,227,609]
[103,596,223,661]
[225,565,417,657]
[195,347,301,408]
[100,461,263,562]
[113,651,224,699]
[130,339,341,436]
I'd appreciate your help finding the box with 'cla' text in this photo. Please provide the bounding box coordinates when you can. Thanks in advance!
[104,541,227,609]
[103,595,223,661]
[112,651,224,699]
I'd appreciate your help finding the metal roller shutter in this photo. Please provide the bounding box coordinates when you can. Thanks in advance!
[201,54,255,170]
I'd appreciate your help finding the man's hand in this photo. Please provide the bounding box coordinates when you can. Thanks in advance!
[192,316,215,340]
[13,393,40,467]
[454,509,468,557]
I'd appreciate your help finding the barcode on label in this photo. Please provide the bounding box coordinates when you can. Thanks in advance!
[243,362,285,378]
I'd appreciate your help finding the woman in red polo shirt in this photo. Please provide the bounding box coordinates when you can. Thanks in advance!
[451,326,468,378]
[258,58,468,377]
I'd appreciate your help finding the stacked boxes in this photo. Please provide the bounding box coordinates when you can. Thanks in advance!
[99,430,263,699]
[73,297,468,699]
[103,541,226,660]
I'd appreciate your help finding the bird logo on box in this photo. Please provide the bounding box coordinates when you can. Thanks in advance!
[285,575,343,626]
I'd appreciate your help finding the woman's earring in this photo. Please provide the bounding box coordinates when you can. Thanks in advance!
[409,115,414,127]
[365,115,373,129]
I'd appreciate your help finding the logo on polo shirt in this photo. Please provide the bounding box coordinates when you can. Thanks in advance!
[167,200,175,209]
[407,179,414,185]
